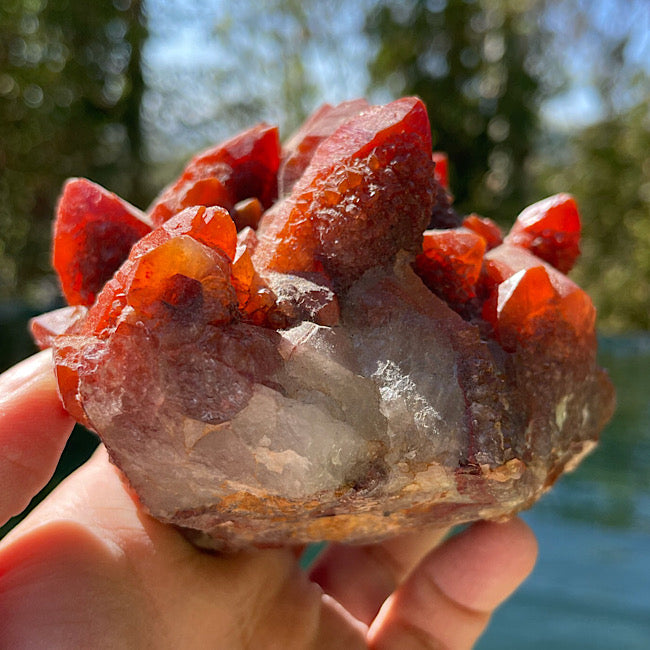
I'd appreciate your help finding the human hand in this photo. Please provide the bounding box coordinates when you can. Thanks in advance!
[0,351,537,649]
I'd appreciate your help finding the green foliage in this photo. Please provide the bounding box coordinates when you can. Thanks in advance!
[0,0,147,301]
[533,0,650,332]
[541,88,650,332]
[365,0,555,223]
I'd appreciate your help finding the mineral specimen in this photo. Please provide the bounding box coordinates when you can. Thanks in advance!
[32,96,615,550]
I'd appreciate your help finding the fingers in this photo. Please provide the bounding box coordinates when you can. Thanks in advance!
[367,518,538,650]
[0,449,340,648]
[310,527,449,624]
[0,350,75,525]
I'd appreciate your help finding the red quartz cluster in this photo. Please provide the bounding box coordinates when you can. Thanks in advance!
[414,192,591,351]
[32,96,615,549]
[45,97,591,355]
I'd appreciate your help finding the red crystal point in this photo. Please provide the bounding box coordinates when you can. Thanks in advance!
[30,305,88,349]
[415,227,486,304]
[496,266,560,349]
[148,123,280,227]
[254,97,435,286]
[505,193,581,273]
[53,178,152,306]
[432,151,449,190]
[302,96,432,173]
[462,214,503,250]
[279,98,370,196]
[483,243,596,348]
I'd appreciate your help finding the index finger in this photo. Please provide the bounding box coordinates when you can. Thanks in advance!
[0,350,75,525]
[367,518,538,649]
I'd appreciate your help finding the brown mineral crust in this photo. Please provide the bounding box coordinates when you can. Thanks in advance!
[161,456,543,550]
[427,178,462,229]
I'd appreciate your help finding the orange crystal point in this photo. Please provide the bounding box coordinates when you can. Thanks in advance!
[148,123,280,227]
[484,243,596,349]
[496,266,560,350]
[462,214,503,250]
[53,178,152,306]
[161,205,237,262]
[124,236,236,326]
[415,227,487,304]
[254,97,435,286]
[505,193,581,273]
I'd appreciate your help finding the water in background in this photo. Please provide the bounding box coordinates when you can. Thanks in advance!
[478,335,650,649]
[1,312,649,646]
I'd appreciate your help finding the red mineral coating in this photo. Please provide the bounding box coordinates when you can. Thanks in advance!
[53,178,152,306]
[148,123,281,228]
[253,97,435,286]
[504,193,581,273]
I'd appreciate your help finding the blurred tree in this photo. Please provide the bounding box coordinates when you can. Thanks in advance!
[366,0,650,331]
[562,90,650,332]
[364,0,558,223]
[142,0,354,167]
[538,0,650,333]
[0,0,146,303]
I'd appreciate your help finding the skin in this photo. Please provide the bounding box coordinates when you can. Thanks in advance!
[0,350,537,649]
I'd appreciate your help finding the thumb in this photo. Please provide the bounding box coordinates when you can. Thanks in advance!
[0,350,75,525]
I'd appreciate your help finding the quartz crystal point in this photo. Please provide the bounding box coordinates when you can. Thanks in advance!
[37,97,615,550]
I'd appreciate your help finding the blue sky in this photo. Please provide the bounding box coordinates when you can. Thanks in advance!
[140,0,650,159]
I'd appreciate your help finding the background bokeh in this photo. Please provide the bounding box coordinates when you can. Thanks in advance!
[1,1,649,647]
[1,0,649,330]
